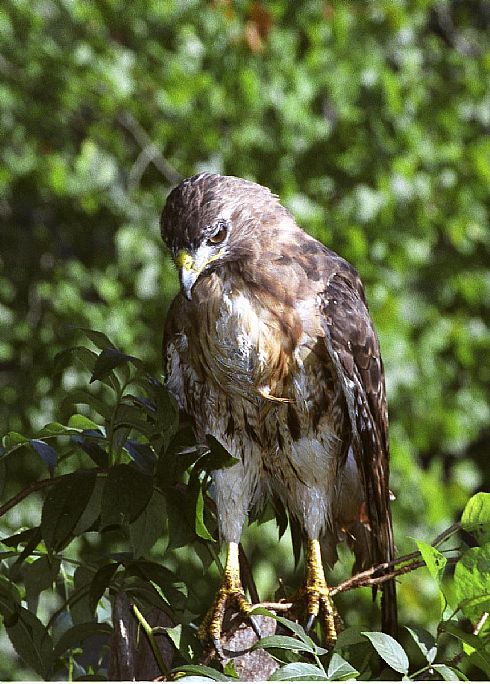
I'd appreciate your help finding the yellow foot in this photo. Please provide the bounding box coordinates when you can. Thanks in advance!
[294,539,342,647]
[198,542,254,653]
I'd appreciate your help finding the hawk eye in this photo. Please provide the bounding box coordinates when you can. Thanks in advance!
[207,221,227,245]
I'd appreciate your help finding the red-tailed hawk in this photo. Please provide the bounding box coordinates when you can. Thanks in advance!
[161,173,397,647]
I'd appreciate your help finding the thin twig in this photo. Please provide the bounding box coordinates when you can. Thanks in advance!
[117,111,181,186]
[0,468,108,518]
[352,523,462,574]
[253,601,292,612]
[331,560,427,595]
[241,544,461,611]
[432,523,461,547]
[132,603,169,677]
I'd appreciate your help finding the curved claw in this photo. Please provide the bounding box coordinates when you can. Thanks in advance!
[248,613,263,639]
[199,586,254,649]
[212,637,223,658]
[199,542,255,651]
[305,612,316,633]
[300,539,340,646]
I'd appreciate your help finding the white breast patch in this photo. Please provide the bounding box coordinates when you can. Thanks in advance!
[214,288,268,382]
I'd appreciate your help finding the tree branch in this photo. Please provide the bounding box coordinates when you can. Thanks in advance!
[117,110,182,186]
[241,522,463,609]
[0,468,108,519]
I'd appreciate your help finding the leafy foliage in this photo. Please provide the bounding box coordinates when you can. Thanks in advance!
[0,336,236,678]
[1,338,490,679]
[0,0,489,679]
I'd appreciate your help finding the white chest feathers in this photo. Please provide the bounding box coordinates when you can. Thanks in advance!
[213,289,269,384]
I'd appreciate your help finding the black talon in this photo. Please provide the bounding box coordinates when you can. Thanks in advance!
[305,612,316,633]
[213,637,223,658]
[248,614,262,638]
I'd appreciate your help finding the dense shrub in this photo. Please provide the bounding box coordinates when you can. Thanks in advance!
[0,0,489,679]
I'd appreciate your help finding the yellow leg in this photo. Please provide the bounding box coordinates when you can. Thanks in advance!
[198,542,252,649]
[302,539,340,646]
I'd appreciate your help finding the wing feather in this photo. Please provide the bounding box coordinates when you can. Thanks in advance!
[320,265,397,636]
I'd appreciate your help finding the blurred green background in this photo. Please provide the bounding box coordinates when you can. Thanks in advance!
[0,0,489,677]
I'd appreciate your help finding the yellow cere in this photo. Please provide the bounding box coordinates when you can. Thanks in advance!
[175,250,194,272]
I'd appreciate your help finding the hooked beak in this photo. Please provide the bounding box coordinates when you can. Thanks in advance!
[174,246,225,301]
[175,249,198,301]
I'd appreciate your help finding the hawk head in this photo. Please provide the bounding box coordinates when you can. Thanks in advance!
[160,173,290,300]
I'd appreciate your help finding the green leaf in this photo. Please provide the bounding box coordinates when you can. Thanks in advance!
[29,439,57,474]
[0,460,5,500]
[439,620,483,651]
[129,489,166,557]
[124,439,157,474]
[72,346,98,373]
[362,632,409,674]
[0,575,21,619]
[90,347,138,383]
[1,529,36,549]
[63,389,113,421]
[432,664,463,680]
[468,649,490,679]
[53,621,112,659]
[333,626,368,649]
[171,664,229,681]
[163,623,198,663]
[439,620,490,676]
[140,581,177,613]
[101,464,153,528]
[326,653,360,680]
[10,528,43,573]
[5,606,54,678]
[2,431,29,448]
[125,560,179,585]
[41,470,97,551]
[0,432,30,461]
[24,556,61,611]
[250,608,314,647]
[71,432,109,467]
[223,660,239,679]
[153,382,179,434]
[269,662,328,680]
[194,485,215,542]
[254,634,316,654]
[202,435,240,470]
[68,414,102,431]
[461,493,490,544]
[454,544,490,621]
[416,540,447,585]
[416,539,448,612]
[73,475,105,534]
[89,563,119,613]
[70,566,95,625]
[405,626,437,664]
[39,422,82,437]
[68,344,120,392]
[156,425,203,490]
[165,489,197,550]
[114,403,156,439]
[81,328,116,351]
[53,346,96,375]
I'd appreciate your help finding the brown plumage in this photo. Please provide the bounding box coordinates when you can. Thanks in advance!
[161,173,397,642]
